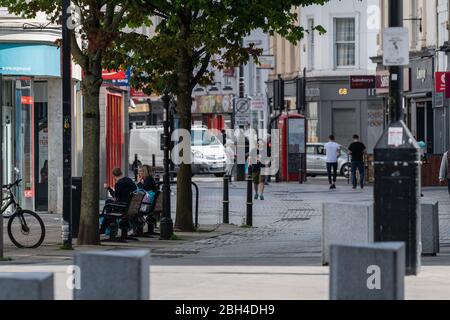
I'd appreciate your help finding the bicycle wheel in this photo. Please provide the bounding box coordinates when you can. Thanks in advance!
[7,210,46,249]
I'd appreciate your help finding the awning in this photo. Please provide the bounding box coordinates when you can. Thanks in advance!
[0,43,60,77]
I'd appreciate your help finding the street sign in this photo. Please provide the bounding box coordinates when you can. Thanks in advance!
[235,98,250,114]
[383,27,409,66]
[350,76,376,89]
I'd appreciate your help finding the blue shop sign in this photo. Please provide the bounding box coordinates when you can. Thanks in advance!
[0,43,60,77]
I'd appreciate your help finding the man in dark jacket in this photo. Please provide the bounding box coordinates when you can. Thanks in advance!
[106,167,137,204]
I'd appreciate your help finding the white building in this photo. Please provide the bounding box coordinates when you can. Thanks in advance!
[299,0,383,151]
[0,9,82,213]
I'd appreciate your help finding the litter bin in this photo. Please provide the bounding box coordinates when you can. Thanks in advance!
[72,177,82,238]
[374,121,421,276]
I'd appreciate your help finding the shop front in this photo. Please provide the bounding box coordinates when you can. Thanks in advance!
[305,76,383,152]
[1,43,62,212]
[191,94,233,130]
[404,56,434,154]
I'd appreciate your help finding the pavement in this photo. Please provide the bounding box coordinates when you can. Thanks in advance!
[2,176,450,300]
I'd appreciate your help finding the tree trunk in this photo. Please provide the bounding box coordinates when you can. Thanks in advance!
[175,38,194,231]
[77,67,102,245]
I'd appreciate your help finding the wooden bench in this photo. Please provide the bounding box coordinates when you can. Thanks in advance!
[101,191,146,242]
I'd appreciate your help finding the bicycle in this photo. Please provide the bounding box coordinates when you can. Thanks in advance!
[2,179,46,249]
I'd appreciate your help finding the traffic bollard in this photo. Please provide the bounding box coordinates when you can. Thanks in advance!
[246,167,253,227]
[223,176,230,224]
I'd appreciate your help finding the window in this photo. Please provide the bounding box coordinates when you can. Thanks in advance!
[255,68,261,94]
[306,102,319,143]
[334,17,356,67]
[307,18,315,70]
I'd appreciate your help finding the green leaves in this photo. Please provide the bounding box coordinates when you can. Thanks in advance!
[126,0,328,94]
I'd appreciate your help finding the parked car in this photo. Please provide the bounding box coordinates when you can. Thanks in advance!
[129,126,227,177]
[306,143,351,178]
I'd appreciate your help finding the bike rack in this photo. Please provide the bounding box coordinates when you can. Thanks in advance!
[157,179,200,229]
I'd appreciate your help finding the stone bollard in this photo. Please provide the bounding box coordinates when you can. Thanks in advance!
[421,201,439,256]
[322,202,374,265]
[330,242,405,300]
[0,273,54,300]
[73,249,150,300]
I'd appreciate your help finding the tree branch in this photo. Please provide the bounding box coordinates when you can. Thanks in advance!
[190,53,211,91]
[70,30,88,68]
[140,0,169,19]
[110,4,129,31]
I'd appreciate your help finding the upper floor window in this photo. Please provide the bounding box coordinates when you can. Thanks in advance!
[334,17,356,67]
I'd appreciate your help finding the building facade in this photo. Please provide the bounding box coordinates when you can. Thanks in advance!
[0,9,82,213]
[299,0,383,151]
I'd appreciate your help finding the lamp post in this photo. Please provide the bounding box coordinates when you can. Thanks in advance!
[61,0,73,249]
[159,91,174,240]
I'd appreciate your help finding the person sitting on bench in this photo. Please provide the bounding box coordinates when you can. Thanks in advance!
[106,167,138,204]
[100,167,137,234]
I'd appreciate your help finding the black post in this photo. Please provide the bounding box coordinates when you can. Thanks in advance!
[160,92,174,240]
[223,176,229,224]
[246,165,253,227]
[374,0,421,276]
[152,154,156,168]
[235,44,246,182]
[62,0,73,249]
[388,0,403,123]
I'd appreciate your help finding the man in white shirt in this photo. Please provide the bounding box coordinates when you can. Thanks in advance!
[324,135,341,190]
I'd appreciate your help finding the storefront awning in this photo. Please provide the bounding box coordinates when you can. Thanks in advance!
[0,43,60,77]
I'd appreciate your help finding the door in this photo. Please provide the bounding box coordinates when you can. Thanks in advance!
[416,101,434,154]
[332,108,357,148]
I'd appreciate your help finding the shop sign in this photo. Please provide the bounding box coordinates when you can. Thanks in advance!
[257,55,275,70]
[376,70,390,94]
[350,76,376,89]
[192,94,234,114]
[338,88,348,95]
[21,96,33,105]
[435,72,447,92]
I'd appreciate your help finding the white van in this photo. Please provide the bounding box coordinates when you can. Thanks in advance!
[129,126,227,176]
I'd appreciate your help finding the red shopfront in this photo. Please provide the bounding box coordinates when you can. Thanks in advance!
[105,92,125,188]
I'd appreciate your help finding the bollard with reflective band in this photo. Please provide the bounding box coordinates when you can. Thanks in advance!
[223,176,229,224]
[374,121,421,276]
[246,166,253,227]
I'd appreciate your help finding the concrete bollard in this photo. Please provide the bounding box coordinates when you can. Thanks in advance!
[73,249,150,300]
[421,201,439,256]
[0,273,54,300]
[330,242,405,300]
[322,202,374,265]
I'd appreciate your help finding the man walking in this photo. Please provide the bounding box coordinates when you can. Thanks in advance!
[439,149,450,197]
[324,135,341,190]
[348,135,366,189]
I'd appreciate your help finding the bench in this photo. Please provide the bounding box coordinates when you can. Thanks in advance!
[132,190,161,237]
[100,191,146,242]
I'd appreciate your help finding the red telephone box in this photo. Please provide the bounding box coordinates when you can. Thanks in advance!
[278,114,307,182]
